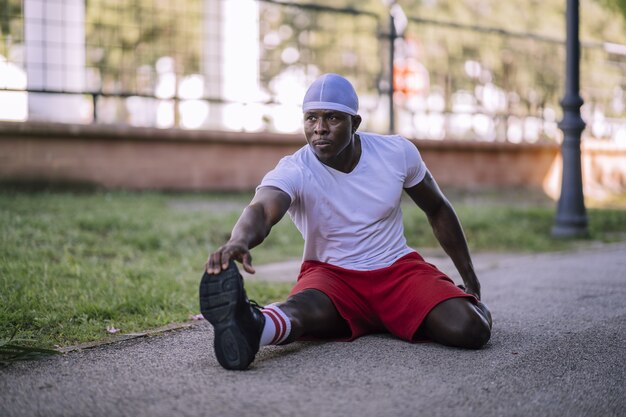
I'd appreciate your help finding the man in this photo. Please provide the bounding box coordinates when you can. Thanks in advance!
[200,73,492,370]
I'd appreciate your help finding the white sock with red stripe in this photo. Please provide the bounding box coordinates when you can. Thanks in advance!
[260,304,292,346]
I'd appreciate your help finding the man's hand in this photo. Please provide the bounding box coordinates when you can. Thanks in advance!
[204,186,291,276]
[463,281,481,300]
[206,242,255,275]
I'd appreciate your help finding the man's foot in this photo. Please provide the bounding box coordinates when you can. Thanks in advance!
[199,261,264,370]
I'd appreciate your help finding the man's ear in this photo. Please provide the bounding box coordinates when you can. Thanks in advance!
[352,115,362,132]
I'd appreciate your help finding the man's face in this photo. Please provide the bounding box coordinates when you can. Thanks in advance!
[303,109,361,163]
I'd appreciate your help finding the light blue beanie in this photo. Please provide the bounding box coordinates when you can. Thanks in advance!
[302,73,359,116]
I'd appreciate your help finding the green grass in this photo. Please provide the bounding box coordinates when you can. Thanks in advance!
[1,188,625,352]
[0,191,299,350]
[405,203,626,252]
[1,329,60,364]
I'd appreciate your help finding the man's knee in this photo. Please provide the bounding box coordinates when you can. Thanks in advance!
[278,289,349,339]
[423,298,491,349]
[282,289,332,320]
[458,313,491,349]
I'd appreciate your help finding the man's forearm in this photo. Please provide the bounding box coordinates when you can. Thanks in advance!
[229,204,272,250]
[428,202,479,288]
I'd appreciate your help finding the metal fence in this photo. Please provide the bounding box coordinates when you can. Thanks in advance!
[1,0,625,143]
[398,15,626,144]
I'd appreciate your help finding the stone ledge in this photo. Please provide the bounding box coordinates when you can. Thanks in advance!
[0,120,561,151]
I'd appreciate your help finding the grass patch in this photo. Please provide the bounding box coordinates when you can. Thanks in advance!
[1,329,60,365]
[1,189,625,351]
[0,190,299,351]
[404,203,626,252]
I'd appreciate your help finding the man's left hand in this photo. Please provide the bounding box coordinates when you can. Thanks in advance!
[463,282,481,300]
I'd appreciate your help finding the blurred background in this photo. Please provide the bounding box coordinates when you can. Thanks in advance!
[1,0,626,141]
[1,0,626,199]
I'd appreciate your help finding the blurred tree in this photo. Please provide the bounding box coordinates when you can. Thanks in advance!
[84,0,203,94]
[1,0,625,124]
[258,2,382,96]
[597,0,626,24]
[0,0,22,59]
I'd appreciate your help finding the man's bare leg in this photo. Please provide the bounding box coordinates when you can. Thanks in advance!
[277,289,351,343]
[280,291,491,348]
[416,298,492,349]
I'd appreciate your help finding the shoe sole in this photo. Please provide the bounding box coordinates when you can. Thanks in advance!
[199,264,256,370]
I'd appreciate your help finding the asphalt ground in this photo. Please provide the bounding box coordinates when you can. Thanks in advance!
[1,242,625,417]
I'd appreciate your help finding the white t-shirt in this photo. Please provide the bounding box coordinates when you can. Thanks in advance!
[258,132,428,270]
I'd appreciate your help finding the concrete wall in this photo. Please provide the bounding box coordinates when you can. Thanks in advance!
[1,121,625,199]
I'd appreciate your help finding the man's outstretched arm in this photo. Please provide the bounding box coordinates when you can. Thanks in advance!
[404,172,481,299]
[206,186,291,275]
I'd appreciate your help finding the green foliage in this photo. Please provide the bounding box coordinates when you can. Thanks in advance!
[85,0,203,94]
[259,3,382,96]
[3,0,626,119]
[295,0,626,121]
[594,0,626,28]
[0,0,22,58]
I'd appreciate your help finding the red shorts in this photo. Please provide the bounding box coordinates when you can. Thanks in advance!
[289,251,476,341]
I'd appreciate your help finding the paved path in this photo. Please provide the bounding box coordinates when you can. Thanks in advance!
[1,242,625,417]
[243,248,535,283]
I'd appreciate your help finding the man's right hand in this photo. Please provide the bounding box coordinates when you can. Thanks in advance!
[205,242,256,275]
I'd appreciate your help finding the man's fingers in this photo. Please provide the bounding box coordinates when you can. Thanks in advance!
[241,253,255,274]
[205,255,214,273]
[221,248,239,270]
[459,283,480,300]
[466,287,481,301]
[206,251,227,274]
[205,245,251,275]
[219,251,232,271]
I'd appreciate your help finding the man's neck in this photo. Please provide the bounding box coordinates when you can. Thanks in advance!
[323,134,361,173]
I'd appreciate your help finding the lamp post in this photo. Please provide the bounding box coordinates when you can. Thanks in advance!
[381,0,406,134]
[388,10,396,134]
[552,0,588,238]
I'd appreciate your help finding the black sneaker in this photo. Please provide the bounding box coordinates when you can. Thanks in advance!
[199,261,265,370]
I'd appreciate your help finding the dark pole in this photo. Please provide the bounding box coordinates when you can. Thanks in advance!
[388,12,396,134]
[552,0,588,238]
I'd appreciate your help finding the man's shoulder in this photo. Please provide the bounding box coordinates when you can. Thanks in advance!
[275,145,307,164]
[259,146,309,196]
[360,131,415,153]
[269,145,314,177]
[360,131,410,143]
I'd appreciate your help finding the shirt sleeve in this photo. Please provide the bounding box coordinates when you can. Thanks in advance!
[402,137,428,188]
[256,156,302,204]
